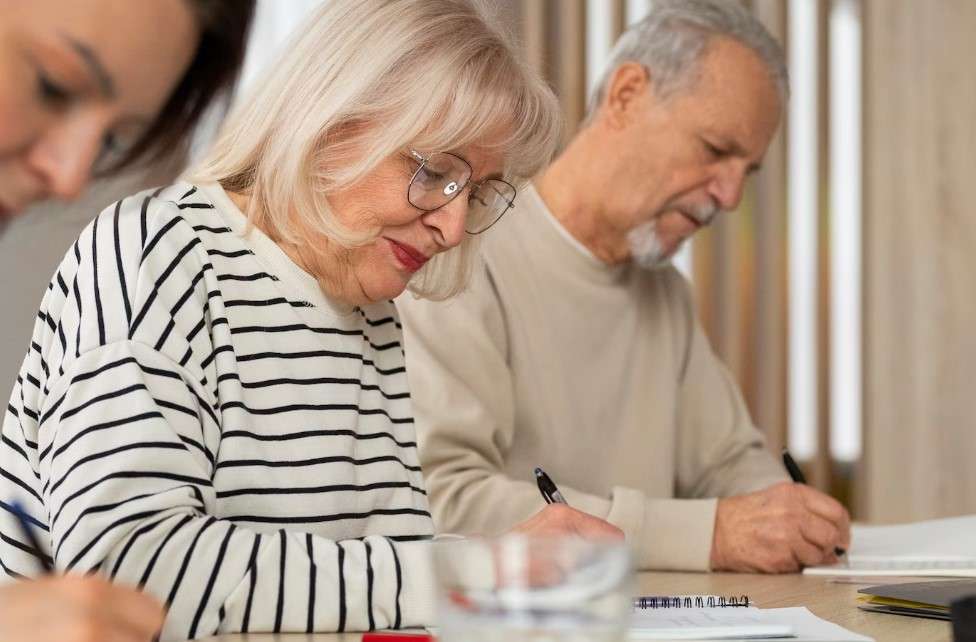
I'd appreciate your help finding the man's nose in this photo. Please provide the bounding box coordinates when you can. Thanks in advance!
[710,163,749,212]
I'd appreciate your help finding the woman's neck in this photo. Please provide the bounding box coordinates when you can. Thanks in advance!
[225,189,371,308]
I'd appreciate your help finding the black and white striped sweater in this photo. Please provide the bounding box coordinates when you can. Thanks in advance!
[0,182,437,640]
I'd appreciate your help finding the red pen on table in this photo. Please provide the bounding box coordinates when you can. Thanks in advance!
[362,632,435,642]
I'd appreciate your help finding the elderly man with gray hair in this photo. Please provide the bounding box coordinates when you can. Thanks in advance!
[398,0,851,573]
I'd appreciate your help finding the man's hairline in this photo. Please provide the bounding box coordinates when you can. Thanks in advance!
[586,33,785,126]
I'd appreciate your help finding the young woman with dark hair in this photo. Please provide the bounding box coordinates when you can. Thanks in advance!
[0,2,253,641]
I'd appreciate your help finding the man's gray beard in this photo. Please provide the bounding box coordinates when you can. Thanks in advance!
[627,219,672,270]
[627,204,721,271]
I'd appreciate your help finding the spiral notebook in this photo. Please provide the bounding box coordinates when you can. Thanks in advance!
[630,595,790,639]
[629,596,873,641]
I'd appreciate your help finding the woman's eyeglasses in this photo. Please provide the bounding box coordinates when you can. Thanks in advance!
[407,150,517,234]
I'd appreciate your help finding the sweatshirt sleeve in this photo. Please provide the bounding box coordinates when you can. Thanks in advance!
[665,270,789,503]
[39,339,436,640]
[400,267,723,572]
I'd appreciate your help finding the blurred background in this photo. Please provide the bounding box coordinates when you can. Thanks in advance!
[1,0,974,523]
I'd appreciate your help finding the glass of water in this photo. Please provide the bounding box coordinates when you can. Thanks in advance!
[432,535,633,642]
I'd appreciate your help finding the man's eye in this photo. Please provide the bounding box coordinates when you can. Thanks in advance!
[703,140,726,158]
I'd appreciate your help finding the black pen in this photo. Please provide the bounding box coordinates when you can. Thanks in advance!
[534,467,568,505]
[9,500,52,573]
[781,449,846,557]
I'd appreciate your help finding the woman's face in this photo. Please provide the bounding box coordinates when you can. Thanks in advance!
[314,143,506,305]
[0,0,198,222]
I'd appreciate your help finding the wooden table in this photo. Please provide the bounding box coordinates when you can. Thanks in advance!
[201,571,953,642]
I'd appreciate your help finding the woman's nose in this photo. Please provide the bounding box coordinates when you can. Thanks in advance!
[424,195,468,249]
[25,117,106,201]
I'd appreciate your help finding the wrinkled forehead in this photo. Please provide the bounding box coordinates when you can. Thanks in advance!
[454,141,508,182]
[674,38,783,150]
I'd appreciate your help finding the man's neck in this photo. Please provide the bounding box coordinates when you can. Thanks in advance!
[535,136,632,265]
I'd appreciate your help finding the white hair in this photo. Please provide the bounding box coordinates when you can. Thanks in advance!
[585,0,788,122]
[191,0,561,300]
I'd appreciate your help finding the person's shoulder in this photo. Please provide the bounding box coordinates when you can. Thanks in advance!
[64,183,226,347]
[113,182,223,253]
[22,184,221,387]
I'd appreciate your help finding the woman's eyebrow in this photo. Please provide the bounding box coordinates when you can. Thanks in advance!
[60,33,115,98]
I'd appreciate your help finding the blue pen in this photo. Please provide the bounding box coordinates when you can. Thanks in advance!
[9,500,52,573]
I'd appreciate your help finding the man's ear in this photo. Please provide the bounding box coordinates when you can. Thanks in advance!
[600,61,651,129]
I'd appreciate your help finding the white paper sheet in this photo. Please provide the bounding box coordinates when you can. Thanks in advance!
[804,515,976,577]
[629,607,792,639]
[628,607,873,641]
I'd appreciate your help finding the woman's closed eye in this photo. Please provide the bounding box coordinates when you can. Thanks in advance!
[37,70,72,108]
[417,166,446,182]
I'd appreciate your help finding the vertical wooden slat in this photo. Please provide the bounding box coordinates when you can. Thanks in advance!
[811,0,832,492]
[751,0,789,455]
[553,0,588,135]
[521,0,547,76]
[713,208,744,377]
[610,0,628,39]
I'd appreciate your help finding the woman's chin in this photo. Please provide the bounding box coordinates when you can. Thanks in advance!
[361,274,412,303]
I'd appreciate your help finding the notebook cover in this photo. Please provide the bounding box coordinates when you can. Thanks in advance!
[858,579,976,608]
[857,603,952,621]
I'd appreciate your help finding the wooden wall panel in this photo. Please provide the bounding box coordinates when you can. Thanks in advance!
[862,0,976,521]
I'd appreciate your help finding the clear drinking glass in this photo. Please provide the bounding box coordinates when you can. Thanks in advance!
[432,536,633,642]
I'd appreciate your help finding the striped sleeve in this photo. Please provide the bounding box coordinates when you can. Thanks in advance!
[40,338,436,640]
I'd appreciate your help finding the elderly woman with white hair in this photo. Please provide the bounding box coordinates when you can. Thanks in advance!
[0,0,621,639]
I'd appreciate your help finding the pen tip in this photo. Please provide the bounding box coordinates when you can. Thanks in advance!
[533,467,543,477]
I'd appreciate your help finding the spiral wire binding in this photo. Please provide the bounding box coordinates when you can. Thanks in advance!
[633,595,751,609]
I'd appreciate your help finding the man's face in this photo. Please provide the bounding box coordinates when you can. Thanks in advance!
[616,37,782,265]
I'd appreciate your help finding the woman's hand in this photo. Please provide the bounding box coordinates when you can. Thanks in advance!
[509,503,624,540]
[0,576,165,642]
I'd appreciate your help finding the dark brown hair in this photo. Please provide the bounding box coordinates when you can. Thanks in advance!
[103,0,255,173]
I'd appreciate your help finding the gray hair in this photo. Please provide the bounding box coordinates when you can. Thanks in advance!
[585,0,788,122]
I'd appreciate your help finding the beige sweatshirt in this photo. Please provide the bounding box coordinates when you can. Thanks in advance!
[398,184,787,571]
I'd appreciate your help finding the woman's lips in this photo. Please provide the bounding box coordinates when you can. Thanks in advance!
[387,238,429,272]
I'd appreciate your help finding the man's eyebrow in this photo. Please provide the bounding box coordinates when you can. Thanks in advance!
[61,33,114,98]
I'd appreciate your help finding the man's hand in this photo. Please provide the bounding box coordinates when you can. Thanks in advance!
[0,575,165,642]
[710,481,851,573]
[510,503,624,540]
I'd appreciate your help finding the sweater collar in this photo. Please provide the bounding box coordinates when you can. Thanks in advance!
[519,182,630,284]
[197,182,358,319]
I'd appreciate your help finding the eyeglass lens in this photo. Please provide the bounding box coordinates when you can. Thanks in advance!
[408,152,516,233]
